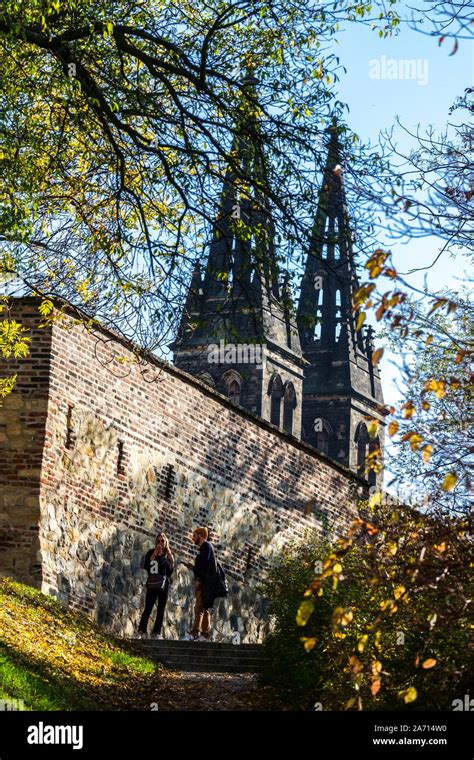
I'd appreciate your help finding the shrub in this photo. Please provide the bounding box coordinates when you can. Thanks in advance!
[260,505,472,711]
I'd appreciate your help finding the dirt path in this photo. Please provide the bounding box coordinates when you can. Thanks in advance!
[146,671,287,711]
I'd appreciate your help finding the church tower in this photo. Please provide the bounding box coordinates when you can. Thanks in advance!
[173,76,305,437]
[297,125,385,483]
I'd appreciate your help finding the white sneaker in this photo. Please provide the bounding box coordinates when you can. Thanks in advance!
[150,633,161,640]
[195,635,210,642]
[133,632,146,639]
[181,633,196,641]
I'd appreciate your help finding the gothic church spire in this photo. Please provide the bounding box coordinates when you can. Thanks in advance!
[297,123,385,482]
[173,74,304,436]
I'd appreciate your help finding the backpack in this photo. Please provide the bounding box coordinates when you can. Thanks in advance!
[202,553,229,608]
[213,558,228,599]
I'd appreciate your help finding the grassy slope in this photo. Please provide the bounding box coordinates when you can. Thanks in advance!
[0,578,160,710]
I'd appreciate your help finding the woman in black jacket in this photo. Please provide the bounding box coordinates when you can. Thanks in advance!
[137,533,174,639]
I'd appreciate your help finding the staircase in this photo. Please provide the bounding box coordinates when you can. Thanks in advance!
[137,639,267,673]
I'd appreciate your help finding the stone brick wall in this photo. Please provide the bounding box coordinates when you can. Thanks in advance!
[0,298,369,642]
[0,301,51,585]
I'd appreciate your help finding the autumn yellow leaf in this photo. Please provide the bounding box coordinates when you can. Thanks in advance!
[367,420,379,439]
[408,433,423,451]
[422,658,437,669]
[296,599,314,626]
[371,660,382,675]
[357,634,369,652]
[369,491,382,509]
[356,312,366,331]
[394,585,406,600]
[427,298,447,316]
[371,679,381,696]
[349,655,363,673]
[442,473,457,492]
[352,283,375,307]
[375,302,386,321]
[374,630,382,652]
[423,378,446,399]
[301,637,317,652]
[398,686,417,704]
[422,444,433,462]
[365,249,389,278]
[401,401,415,419]
[388,420,399,437]
[372,347,384,366]
[341,609,353,626]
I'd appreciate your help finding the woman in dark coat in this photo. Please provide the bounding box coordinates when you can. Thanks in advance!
[137,533,174,639]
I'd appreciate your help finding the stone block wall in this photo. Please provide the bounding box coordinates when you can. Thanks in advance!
[0,298,368,642]
[0,301,51,584]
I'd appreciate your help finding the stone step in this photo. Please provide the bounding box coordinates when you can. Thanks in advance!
[143,650,266,660]
[145,654,265,665]
[129,638,267,673]
[150,653,266,663]
[144,650,265,661]
[139,640,263,651]
[141,644,263,655]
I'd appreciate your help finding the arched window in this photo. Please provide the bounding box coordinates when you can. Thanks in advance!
[268,373,283,428]
[222,370,243,407]
[314,286,323,341]
[283,382,297,435]
[229,379,241,406]
[355,422,369,476]
[335,289,342,341]
[314,419,333,456]
[314,317,322,341]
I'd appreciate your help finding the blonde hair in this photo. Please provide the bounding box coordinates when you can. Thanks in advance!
[156,533,169,549]
[193,527,209,540]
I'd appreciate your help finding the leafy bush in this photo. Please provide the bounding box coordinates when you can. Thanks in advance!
[260,505,472,711]
[259,534,334,709]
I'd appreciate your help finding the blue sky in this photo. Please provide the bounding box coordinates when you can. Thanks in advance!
[337,16,472,146]
[333,13,473,407]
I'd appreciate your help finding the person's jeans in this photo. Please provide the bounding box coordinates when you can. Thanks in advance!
[191,585,211,638]
[138,585,169,634]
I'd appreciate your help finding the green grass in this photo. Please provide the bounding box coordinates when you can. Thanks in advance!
[0,577,160,710]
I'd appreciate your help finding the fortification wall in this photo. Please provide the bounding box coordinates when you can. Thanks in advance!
[0,299,368,641]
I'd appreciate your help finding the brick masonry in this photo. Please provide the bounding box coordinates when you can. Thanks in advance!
[0,298,369,642]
